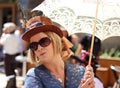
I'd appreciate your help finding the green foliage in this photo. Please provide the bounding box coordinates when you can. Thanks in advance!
[100,47,120,58]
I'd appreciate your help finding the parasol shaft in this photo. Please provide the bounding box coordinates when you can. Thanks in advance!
[88,0,99,65]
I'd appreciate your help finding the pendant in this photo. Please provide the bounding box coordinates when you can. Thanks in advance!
[58,78,62,83]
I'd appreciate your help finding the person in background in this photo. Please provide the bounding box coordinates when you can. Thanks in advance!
[75,34,101,72]
[22,16,95,88]
[67,34,79,53]
[14,26,28,76]
[75,34,103,88]
[31,10,45,17]
[69,55,86,66]
[75,34,101,60]
[0,22,20,88]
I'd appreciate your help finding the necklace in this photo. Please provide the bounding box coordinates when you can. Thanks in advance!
[57,63,67,88]
[58,78,62,83]
[52,63,67,87]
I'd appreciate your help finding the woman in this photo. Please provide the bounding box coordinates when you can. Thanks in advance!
[22,16,95,88]
[75,34,101,60]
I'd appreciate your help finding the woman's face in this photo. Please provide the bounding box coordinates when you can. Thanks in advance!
[30,32,54,63]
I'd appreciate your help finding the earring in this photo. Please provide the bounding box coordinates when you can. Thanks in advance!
[35,56,39,62]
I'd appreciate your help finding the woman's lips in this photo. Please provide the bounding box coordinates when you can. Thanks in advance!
[40,52,46,56]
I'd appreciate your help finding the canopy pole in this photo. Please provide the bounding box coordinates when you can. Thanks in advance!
[88,0,99,66]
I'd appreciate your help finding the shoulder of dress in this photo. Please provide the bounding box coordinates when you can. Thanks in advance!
[66,64,85,77]
[26,68,35,76]
[27,65,46,76]
[66,63,85,72]
[26,67,42,80]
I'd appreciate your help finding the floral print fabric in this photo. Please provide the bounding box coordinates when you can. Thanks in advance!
[24,63,85,88]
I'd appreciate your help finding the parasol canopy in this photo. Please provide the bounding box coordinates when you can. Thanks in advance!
[32,0,120,41]
[32,0,120,66]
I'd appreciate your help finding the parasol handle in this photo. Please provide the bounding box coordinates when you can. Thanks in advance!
[88,0,99,66]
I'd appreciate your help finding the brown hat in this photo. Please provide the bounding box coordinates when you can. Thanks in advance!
[22,16,63,42]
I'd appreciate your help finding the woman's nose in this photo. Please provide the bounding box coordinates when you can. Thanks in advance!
[37,44,43,51]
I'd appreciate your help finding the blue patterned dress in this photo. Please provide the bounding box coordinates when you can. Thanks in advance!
[24,63,85,88]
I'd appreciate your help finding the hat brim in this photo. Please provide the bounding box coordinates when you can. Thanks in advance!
[22,25,63,42]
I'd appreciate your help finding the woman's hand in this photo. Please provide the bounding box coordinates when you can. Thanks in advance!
[78,65,95,88]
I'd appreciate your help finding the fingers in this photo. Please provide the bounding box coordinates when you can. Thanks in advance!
[86,65,93,72]
[82,65,94,81]
[79,78,95,88]
[84,70,94,79]
[79,65,95,88]
[87,78,95,88]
